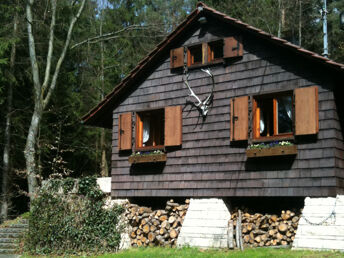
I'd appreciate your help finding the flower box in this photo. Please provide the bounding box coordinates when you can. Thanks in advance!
[128,153,167,164]
[246,145,297,158]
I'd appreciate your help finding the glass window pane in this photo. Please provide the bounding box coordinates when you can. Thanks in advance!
[277,96,292,134]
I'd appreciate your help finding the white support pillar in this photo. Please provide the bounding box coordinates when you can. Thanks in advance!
[293,195,344,251]
[177,198,232,248]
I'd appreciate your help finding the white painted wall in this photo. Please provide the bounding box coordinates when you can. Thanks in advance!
[177,198,231,248]
[293,195,344,251]
[97,177,111,193]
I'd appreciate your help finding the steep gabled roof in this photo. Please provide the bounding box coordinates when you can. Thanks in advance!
[82,2,344,128]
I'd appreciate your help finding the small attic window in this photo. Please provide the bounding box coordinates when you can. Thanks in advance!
[177,36,242,69]
[208,40,223,62]
[187,44,202,66]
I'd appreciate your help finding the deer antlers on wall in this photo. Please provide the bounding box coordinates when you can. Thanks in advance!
[183,68,215,117]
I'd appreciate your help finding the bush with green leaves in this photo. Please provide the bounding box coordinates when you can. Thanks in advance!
[25,176,124,255]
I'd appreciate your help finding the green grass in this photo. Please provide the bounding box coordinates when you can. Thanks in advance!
[91,247,344,258]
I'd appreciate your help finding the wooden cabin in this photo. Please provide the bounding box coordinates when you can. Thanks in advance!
[83,3,344,199]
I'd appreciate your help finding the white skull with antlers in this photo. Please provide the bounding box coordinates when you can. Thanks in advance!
[183,68,215,117]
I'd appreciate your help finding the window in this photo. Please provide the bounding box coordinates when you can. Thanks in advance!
[118,106,183,151]
[171,36,243,69]
[230,86,318,143]
[253,93,293,140]
[135,109,164,150]
[187,44,203,66]
[208,40,223,62]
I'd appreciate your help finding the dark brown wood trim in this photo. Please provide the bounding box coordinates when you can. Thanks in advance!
[128,153,167,164]
[252,135,294,143]
[246,145,297,158]
[134,145,165,152]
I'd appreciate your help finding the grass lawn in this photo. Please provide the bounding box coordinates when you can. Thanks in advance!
[93,247,344,258]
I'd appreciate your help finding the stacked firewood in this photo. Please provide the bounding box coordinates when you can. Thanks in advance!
[232,209,300,247]
[124,199,189,247]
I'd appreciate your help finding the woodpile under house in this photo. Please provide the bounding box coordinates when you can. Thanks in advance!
[232,209,300,248]
[124,199,189,247]
[87,2,344,250]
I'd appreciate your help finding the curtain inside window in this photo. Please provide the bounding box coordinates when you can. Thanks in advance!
[260,112,265,134]
[142,116,150,145]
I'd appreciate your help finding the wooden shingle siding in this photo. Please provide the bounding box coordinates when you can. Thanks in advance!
[111,23,343,198]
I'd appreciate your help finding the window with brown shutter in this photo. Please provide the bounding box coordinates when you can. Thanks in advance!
[135,109,164,150]
[118,112,132,151]
[224,36,243,59]
[184,36,243,68]
[248,86,319,142]
[165,106,182,146]
[252,92,293,140]
[230,96,248,141]
[133,106,182,150]
[170,47,184,69]
[208,40,224,62]
[294,86,319,136]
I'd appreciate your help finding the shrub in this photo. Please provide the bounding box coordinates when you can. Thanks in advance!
[24,176,124,255]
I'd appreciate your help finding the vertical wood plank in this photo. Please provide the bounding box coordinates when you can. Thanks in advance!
[295,86,319,136]
[165,106,182,146]
[118,112,132,151]
[170,47,184,69]
[135,113,142,148]
[202,42,208,64]
[253,99,260,139]
[273,98,278,135]
[231,96,249,141]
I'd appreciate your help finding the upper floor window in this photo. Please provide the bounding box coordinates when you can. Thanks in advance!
[188,45,203,66]
[170,36,243,70]
[208,40,224,62]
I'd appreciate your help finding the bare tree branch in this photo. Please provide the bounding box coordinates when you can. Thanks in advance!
[41,0,57,96]
[71,24,163,49]
[26,0,42,101]
[43,0,87,109]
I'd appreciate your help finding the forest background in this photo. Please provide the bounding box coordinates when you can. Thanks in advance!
[0,0,343,220]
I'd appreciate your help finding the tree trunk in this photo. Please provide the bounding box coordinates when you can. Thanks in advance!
[99,8,108,177]
[24,0,86,200]
[100,129,109,177]
[24,105,42,201]
[299,0,302,46]
[278,0,284,38]
[1,9,18,220]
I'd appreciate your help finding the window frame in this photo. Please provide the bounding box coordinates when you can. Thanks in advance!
[187,44,203,67]
[207,39,224,63]
[135,108,165,151]
[252,91,294,142]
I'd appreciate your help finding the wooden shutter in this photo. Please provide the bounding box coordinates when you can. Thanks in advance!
[170,47,184,69]
[118,112,132,150]
[230,96,249,141]
[294,86,319,136]
[224,36,243,58]
[165,106,182,146]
